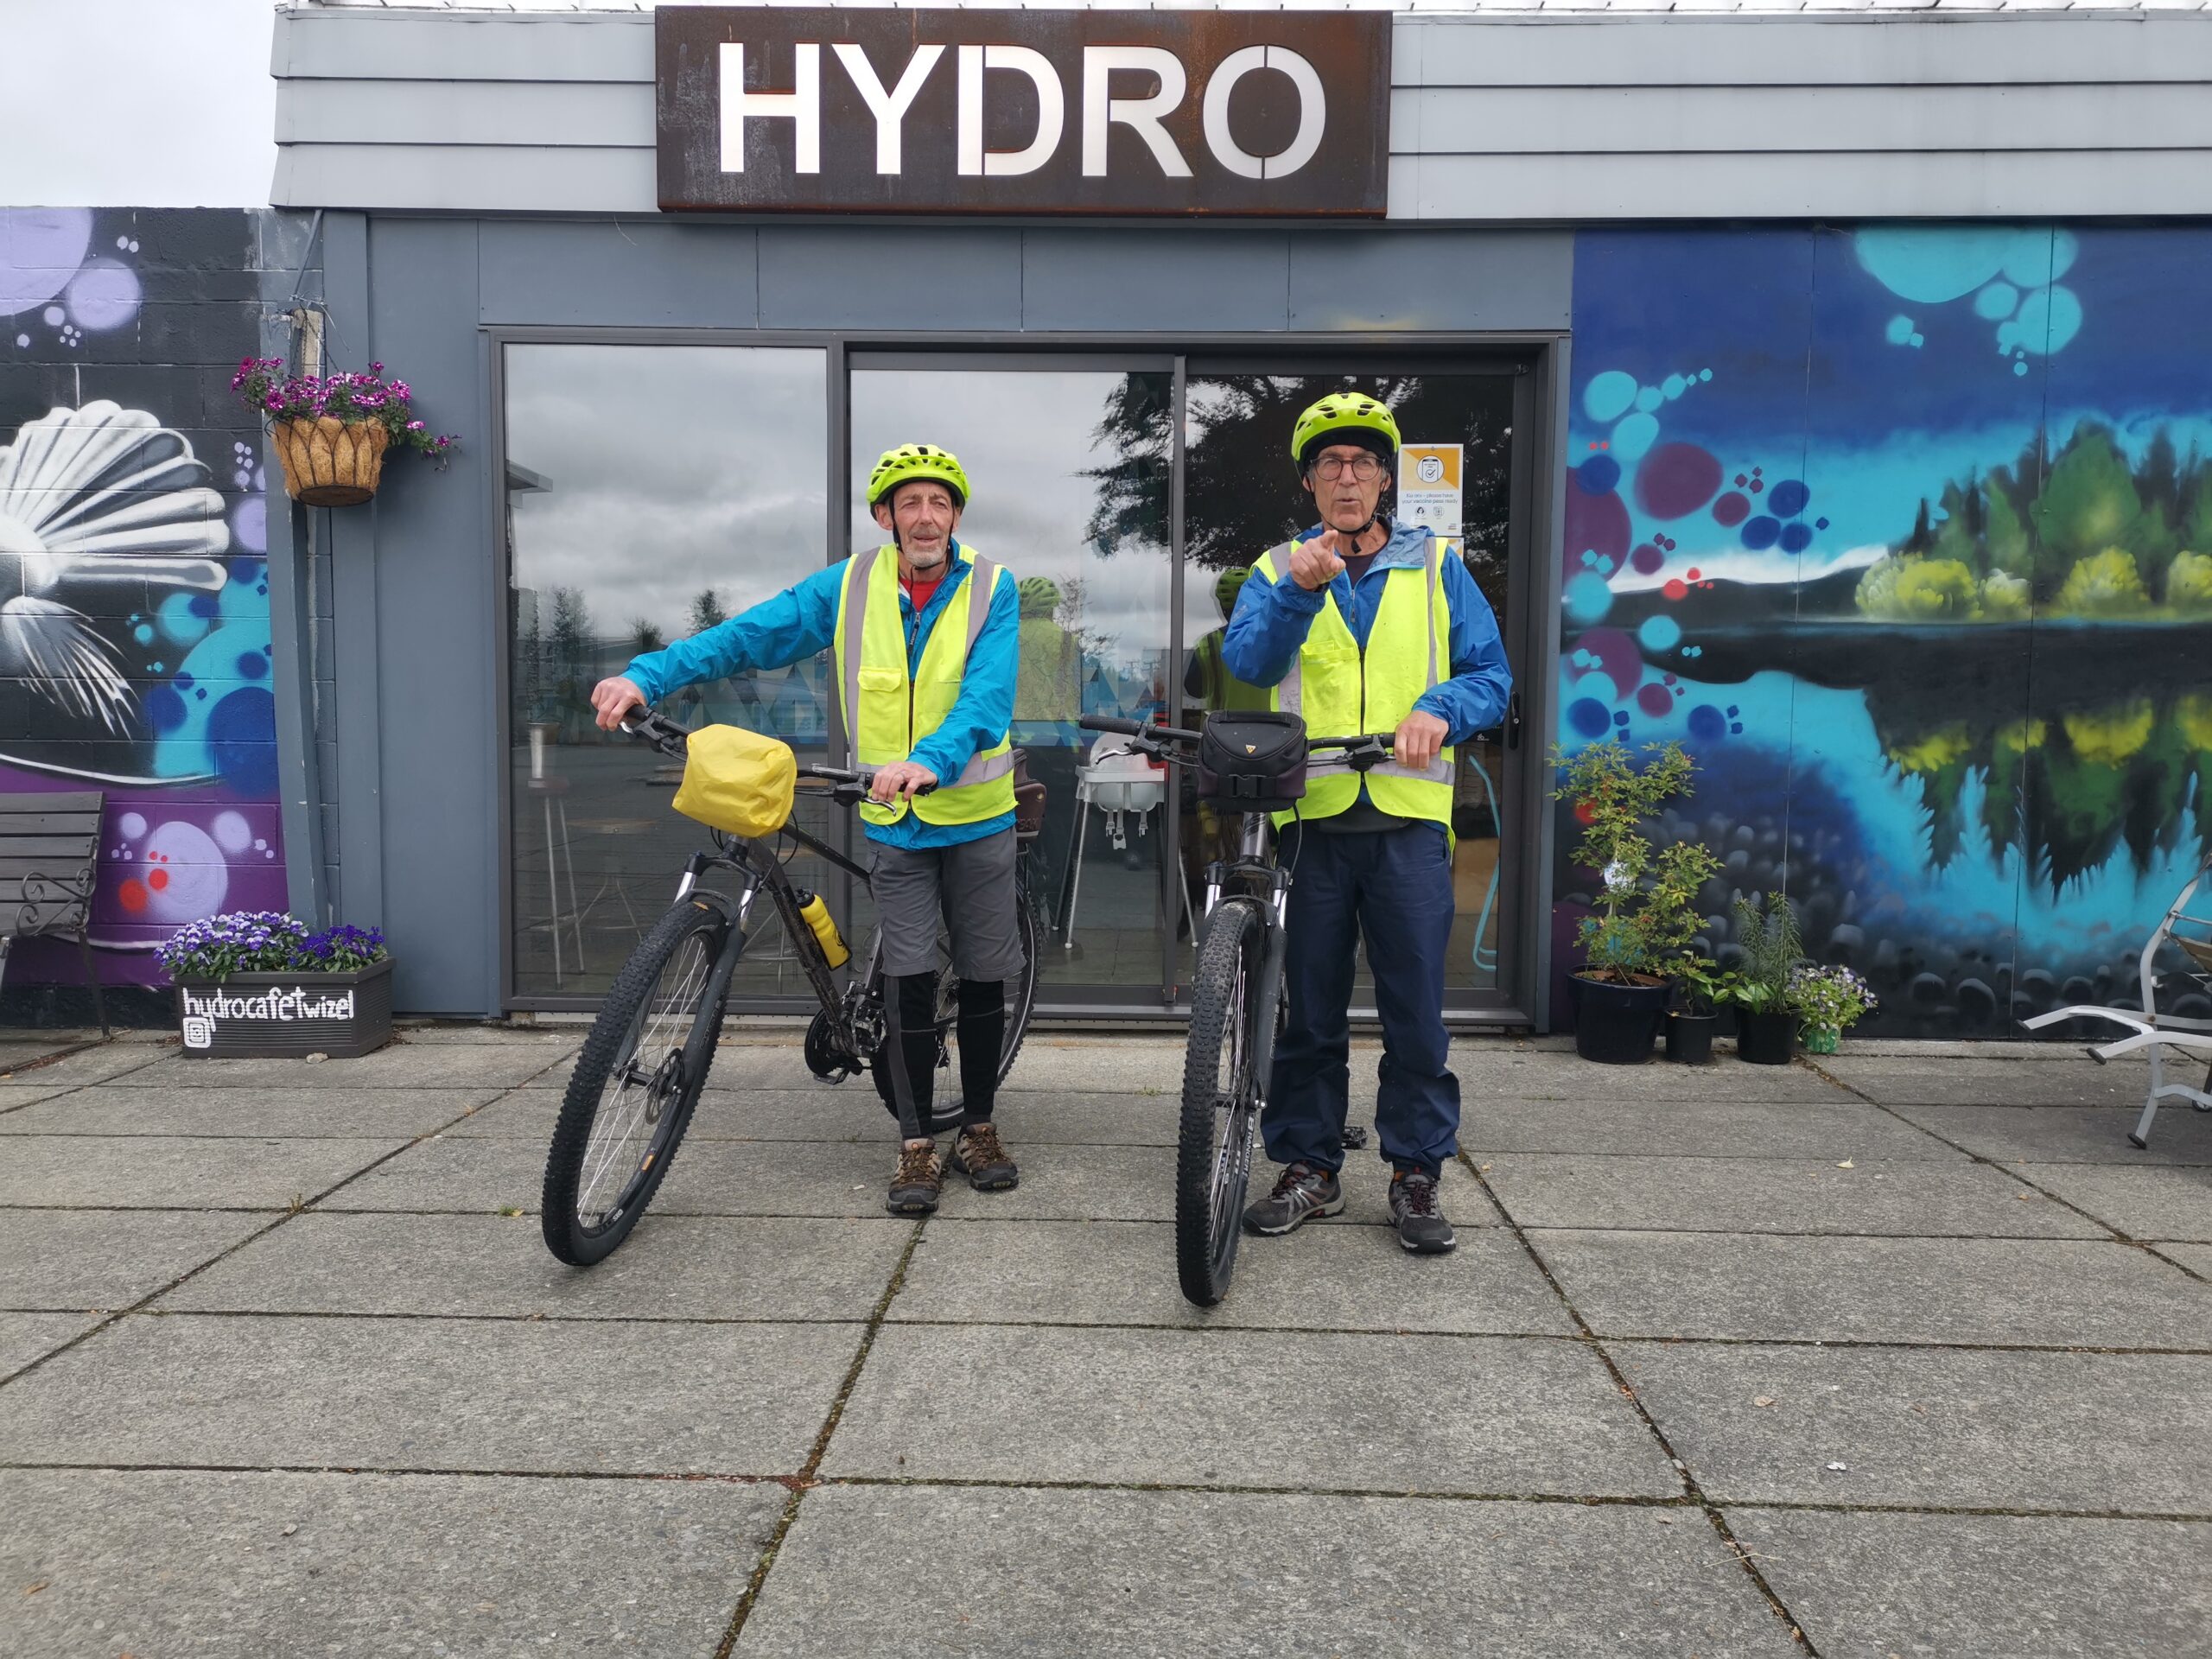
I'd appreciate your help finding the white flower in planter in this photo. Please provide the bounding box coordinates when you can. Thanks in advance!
[0,401,228,731]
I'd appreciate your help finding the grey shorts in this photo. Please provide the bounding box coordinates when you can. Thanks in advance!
[869,828,1027,982]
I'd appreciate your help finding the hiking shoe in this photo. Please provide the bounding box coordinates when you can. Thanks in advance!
[887,1142,944,1215]
[949,1122,1020,1192]
[1243,1161,1344,1236]
[1389,1168,1457,1255]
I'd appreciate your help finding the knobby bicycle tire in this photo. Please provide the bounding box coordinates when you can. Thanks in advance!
[541,897,730,1266]
[1177,896,1265,1306]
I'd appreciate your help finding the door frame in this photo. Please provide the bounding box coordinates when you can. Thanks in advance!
[492,327,1567,1026]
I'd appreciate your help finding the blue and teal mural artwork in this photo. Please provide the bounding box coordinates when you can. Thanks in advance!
[0,207,283,988]
[1558,225,2212,1035]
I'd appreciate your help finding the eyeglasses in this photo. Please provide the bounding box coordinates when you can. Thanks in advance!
[1312,454,1384,482]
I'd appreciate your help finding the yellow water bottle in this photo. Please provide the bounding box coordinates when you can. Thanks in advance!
[794,888,849,969]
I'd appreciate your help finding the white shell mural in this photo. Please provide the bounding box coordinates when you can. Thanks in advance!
[0,402,229,732]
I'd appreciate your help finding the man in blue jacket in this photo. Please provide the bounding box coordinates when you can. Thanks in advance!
[1223,394,1513,1255]
[590,444,1026,1217]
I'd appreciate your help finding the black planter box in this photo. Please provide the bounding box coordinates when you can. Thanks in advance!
[174,960,394,1058]
[1569,974,1670,1065]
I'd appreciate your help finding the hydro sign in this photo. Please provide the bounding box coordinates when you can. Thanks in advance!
[656,8,1389,216]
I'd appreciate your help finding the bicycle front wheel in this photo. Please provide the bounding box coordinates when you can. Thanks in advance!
[541,898,730,1266]
[1177,896,1265,1306]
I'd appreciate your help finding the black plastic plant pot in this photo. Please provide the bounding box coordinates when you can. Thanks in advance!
[174,960,394,1058]
[1666,1010,1718,1065]
[1736,1007,1796,1066]
[1570,974,1670,1065]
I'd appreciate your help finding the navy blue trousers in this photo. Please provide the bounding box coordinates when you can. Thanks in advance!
[1265,821,1460,1179]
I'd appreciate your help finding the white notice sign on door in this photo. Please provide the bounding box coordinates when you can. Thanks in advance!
[1397,444,1463,537]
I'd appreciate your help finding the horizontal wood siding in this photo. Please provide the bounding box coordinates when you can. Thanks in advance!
[270,9,2212,219]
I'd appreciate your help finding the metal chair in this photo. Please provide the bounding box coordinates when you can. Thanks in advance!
[0,791,110,1035]
[2022,852,2212,1148]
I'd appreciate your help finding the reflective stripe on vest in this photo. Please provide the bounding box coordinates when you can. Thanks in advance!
[834,546,1016,828]
[1254,535,1456,830]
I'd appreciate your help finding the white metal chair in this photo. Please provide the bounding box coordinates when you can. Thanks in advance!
[2022,852,2212,1148]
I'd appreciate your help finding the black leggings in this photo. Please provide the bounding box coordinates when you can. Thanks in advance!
[884,972,1005,1136]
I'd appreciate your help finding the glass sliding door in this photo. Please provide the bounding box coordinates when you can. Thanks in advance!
[1178,365,1522,1007]
[503,343,830,1001]
[848,359,1178,1004]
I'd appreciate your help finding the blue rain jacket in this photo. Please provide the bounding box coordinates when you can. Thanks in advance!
[624,540,1020,849]
[1222,516,1513,746]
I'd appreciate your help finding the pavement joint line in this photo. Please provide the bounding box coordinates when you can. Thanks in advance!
[1458,1150,1820,1656]
[0,1085,548,1392]
[0,1459,790,1483]
[712,1216,926,1659]
[1805,1057,2212,1283]
[2143,1242,2212,1284]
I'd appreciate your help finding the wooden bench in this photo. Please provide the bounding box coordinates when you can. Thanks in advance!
[0,791,110,1035]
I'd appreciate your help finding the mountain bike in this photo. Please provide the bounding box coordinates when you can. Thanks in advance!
[541,708,1040,1266]
[1079,713,1392,1306]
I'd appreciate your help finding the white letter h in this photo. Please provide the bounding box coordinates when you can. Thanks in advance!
[721,41,821,175]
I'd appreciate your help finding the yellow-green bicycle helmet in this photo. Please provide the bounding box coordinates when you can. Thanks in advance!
[1289,392,1401,474]
[867,442,970,509]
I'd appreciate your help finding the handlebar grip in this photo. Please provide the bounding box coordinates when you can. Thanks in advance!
[1077,715,1147,736]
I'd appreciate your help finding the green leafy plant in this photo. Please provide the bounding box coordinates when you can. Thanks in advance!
[1669,956,1741,1015]
[1552,740,1721,985]
[1728,892,1803,1010]
[1787,964,1878,1033]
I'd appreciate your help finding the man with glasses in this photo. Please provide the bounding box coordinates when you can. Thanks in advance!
[1223,393,1513,1255]
[589,444,1026,1217]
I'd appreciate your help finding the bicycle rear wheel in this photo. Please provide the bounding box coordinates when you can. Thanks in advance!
[541,898,730,1265]
[1177,896,1265,1306]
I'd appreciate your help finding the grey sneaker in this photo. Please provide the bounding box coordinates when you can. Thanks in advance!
[1243,1161,1344,1236]
[949,1122,1020,1192]
[887,1142,944,1215]
[1389,1168,1457,1255]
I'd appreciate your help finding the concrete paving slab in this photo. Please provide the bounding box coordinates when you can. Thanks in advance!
[391,1024,583,1045]
[105,1043,574,1091]
[928,1141,1177,1222]
[2,1466,780,1659]
[1888,1101,2212,1165]
[0,1313,857,1476]
[312,1134,549,1214]
[1531,1230,2212,1346]
[1816,1054,2152,1108]
[1459,1096,1964,1161]
[0,1081,89,1112]
[1617,1342,2212,1513]
[1480,1154,2106,1238]
[463,1084,897,1145]
[0,1044,168,1088]
[738,1485,1795,1659]
[1458,1053,1855,1104]
[823,1324,1678,1497]
[2158,1241,2212,1278]
[161,1211,910,1323]
[2012,1162,2212,1241]
[0,1135,407,1211]
[0,1311,101,1376]
[0,1085,505,1140]
[1726,1510,2212,1659]
[889,1217,1573,1336]
[0,1209,269,1310]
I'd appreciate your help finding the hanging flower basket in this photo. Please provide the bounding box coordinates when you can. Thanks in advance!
[232,357,456,511]
[271,416,391,507]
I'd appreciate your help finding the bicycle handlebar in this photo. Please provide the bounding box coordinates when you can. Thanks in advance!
[1076,714,1395,765]
[615,708,932,802]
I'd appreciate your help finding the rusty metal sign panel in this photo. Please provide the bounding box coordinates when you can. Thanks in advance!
[656,7,1389,217]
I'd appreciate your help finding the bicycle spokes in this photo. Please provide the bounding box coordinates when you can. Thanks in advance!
[577,928,713,1224]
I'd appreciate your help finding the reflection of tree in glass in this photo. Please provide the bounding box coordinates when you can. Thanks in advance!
[1083,373,1512,601]
[547,586,595,737]
[688,588,728,635]
[630,618,665,654]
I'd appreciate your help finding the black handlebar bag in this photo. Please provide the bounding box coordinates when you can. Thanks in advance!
[1197,712,1308,812]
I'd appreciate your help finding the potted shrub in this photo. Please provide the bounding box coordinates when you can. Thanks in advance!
[1664,957,1735,1066]
[156,912,393,1058]
[231,357,457,507]
[1553,739,1721,1065]
[1729,892,1802,1065]
[1788,964,1878,1054]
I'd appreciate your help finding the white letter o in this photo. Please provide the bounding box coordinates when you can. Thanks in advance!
[1201,46,1325,181]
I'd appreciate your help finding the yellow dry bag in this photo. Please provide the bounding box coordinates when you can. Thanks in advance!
[670,725,797,839]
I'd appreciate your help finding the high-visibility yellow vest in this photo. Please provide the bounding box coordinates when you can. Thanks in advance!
[1251,535,1457,830]
[834,544,1016,830]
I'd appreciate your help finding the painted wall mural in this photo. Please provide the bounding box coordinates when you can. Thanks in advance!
[1558,225,2212,1035]
[0,207,283,990]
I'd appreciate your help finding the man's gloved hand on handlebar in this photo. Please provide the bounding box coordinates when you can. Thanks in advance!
[589,676,649,730]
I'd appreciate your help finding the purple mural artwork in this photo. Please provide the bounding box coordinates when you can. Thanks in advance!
[1558,225,2212,1037]
[0,207,282,990]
